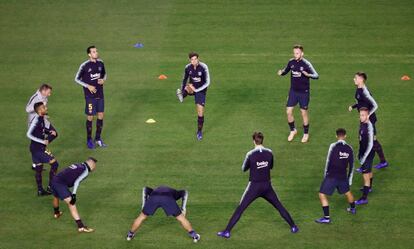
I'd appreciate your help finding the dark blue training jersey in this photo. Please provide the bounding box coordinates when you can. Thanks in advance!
[352,86,378,123]
[324,140,354,184]
[242,146,274,182]
[75,59,106,99]
[143,185,188,211]
[55,163,90,194]
[280,58,319,93]
[181,62,210,93]
[27,115,50,151]
[359,122,374,164]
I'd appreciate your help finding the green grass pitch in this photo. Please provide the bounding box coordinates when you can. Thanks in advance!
[0,0,413,248]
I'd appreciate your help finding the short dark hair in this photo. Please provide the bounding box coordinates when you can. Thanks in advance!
[359,107,369,112]
[293,44,303,51]
[355,72,367,82]
[252,131,264,145]
[39,84,52,91]
[336,128,346,137]
[87,157,98,163]
[87,45,96,54]
[188,52,199,59]
[33,102,44,113]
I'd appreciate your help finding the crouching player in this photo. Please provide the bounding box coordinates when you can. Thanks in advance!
[50,157,97,233]
[315,128,356,224]
[126,186,200,243]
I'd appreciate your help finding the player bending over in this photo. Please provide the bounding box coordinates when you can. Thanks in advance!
[126,185,200,243]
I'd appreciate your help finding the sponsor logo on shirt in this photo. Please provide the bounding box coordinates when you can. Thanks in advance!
[192,77,201,82]
[69,164,78,169]
[292,71,302,77]
[256,161,269,169]
[90,73,101,80]
[198,72,202,76]
[339,151,350,159]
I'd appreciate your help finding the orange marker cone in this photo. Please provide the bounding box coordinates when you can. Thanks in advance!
[158,74,167,80]
[401,75,410,81]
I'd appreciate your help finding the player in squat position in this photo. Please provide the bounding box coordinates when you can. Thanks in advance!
[278,45,319,143]
[217,132,298,238]
[126,186,200,242]
[75,45,107,149]
[315,128,356,224]
[176,52,210,141]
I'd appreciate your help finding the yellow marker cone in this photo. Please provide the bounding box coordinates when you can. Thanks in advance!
[146,118,156,124]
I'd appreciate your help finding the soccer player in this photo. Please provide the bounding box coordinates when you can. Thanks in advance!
[75,45,107,149]
[315,128,356,224]
[217,132,299,239]
[50,157,97,233]
[277,45,319,143]
[26,84,57,170]
[26,102,59,196]
[176,52,210,141]
[348,72,388,169]
[355,108,375,205]
[126,185,201,242]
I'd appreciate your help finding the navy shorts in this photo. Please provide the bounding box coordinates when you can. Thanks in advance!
[286,89,310,110]
[50,180,71,200]
[142,195,181,217]
[31,149,55,164]
[361,157,374,173]
[85,98,104,115]
[319,177,350,195]
[194,91,206,106]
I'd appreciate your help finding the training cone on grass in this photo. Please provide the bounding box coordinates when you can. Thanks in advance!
[158,74,168,80]
[146,119,156,124]
[401,75,411,81]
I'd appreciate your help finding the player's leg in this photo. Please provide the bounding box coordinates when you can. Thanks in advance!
[344,191,356,214]
[34,163,48,196]
[373,138,388,169]
[127,197,159,241]
[63,197,94,232]
[316,177,336,223]
[52,196,63,218]
[85,98,96,149]
[176,214,201,242]
[47,157,59,192]
[196,103,204,140]
[298,92,310,143]
[357,172,371,205]
[95,108,107,147]
[262,187,298,232]
[129,212,148,234]
[286,90,298,141]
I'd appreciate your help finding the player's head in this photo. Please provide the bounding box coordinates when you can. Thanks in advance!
[252,131,264,145]
[85,157,98,171]
[87,45,99,60]
[293,45,304,60]
[188,52,199,66]
[39,84,52,97]
[34,102,47,116]
[359,107,369,123]
[354,72,367,86]
[336,128,347,139]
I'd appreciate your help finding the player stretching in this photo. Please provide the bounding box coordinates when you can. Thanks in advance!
[176,52,210,141]
[26,102,59,196]
[348,72,388,170]
[217,132,299,238]
[355,108,375,205]
[75,45,107,149]
[315,128,356,224]
[277,45,319,143]
[126,186,201,242]
[50,157,97,233]
[26,84,56,170]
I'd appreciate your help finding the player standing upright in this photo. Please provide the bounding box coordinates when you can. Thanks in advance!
[315,128,356,224]
[176,52,210,141]
[348,72,388,169]
[75,45,107,149]
[126,185,201,242]
[277,45,319,143]
[217,132,298,239]
[26,102,59,196]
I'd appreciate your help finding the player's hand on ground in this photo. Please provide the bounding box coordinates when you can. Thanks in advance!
[87,85,97,94]
[348,106,353,112]
[301,71,310,77]
[98,79,105,85]
[44,140,49,145]
[70,194,77,205]
[277,69,283,76]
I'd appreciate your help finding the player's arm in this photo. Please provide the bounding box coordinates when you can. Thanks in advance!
[25,95,38,113]
[179,190,188,213]
[26,117,48,145]
[324,143,335,177]
[363,88,378,115]
[241,153,250,172]
[193,63,210,93]
[75,63,96,93]
[348,148,354,185]
[98,62,107,85]
[72,168,89,195]
[303,60,319,79]
[181,67,190,90]
[360,123,374,164]
[278,60,292,76]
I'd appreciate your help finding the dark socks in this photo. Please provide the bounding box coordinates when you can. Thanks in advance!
[362,186,370,199]
[197,116,204,132]
[49,161,59,186]
[350,202,356,209]
[370,178,373,188]
[86,120,93,140]
[35,165,44,191]
[303,124,309,134]
[322,206,330,218]
[183,89,188,98]
[54,207,60,214]
[373,140,386,163]
[75,219,84,228]
[288,121,295,131]
[96,119,103,140]
[188,230,197,238]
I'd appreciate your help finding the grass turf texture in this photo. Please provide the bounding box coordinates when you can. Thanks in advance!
[1,0,413,248]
